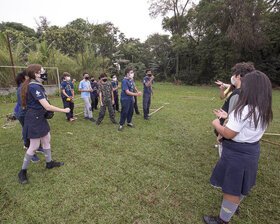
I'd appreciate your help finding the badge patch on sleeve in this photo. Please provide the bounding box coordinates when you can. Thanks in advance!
[36,90,41,97]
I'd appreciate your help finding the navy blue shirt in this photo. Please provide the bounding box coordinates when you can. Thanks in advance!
[143,76,153,96]
[111,80,119,91]
[121,77,134,100]
[90,81,99,97]
[131,80,136,93]
[26,80,46,109]
[61,81,74,98]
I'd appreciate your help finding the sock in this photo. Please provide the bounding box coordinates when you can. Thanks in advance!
[21,153,33,170]
[239,194,245,204]
[219,198,238,222]
[43,148,52,162]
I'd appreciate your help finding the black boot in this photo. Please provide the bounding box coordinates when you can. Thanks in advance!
[46,161,64,169]
[18,169,28,184]
[203,216,228,224]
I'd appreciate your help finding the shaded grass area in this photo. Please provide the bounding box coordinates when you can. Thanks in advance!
[0,83,279,223]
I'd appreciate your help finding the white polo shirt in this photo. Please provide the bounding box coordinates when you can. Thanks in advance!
[226,106,266,143]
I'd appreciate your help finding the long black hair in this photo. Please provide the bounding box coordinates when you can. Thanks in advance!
[15,70,26,87]
[234,70,273,129]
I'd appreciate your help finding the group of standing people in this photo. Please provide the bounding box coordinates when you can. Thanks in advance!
[13,62,274,224]
[15,65,155,184]
[60,68,155,130]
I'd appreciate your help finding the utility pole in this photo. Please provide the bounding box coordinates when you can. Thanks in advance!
[6,34,16,80]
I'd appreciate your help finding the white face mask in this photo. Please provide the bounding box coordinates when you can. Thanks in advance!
[231,76,235,86]
[66,77,71,81]
[113,78,117,81]
[130,73,134,79]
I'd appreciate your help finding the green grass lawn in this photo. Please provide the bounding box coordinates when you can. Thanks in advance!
[0,82,279,224]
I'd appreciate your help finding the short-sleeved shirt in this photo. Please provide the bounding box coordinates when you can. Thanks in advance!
[98,82,113,101]
[61,81,74,98]
[226,106,266,143]
[26,80,46,109]
[111,81,119,92]
[143,76,153,96]
[221,88,240,113]
[79,80,91,98]
[90,82,99,97]
[121,77,134,100]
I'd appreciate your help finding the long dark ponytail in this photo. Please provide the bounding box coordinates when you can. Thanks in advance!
[20,64,42,109]
[234,70,273,129]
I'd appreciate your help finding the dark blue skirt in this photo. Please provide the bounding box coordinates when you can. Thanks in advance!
[210,139,260,196]
[23,108,50,139]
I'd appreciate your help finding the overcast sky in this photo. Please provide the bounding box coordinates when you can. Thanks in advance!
[0,0,198,42]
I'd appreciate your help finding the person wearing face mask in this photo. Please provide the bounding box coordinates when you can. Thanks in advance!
[118,68,142,131]
[213,62,255,157]
[61,72,76,122]
[78,72,96,122]
[111,74,120,112]
[131,77,140,115]
[14,71,42,163]
[143,69,154,120]
[90,76,99,112]
[18,64,70,184]
[96,73,117,125]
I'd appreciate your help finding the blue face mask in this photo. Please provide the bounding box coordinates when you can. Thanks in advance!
[148,74,152,77]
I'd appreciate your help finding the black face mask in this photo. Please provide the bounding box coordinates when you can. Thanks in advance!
[91,80,95,82]
[40,73,48,81]
[103,79,107,82]
[85,76,89,80]
[148,74,152,77]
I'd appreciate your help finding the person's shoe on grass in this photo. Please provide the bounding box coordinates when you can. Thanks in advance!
[46,161,64,169]
[31,154,40,163]
[127,123,135,128]
[18,169,28,184]
[203,216,228,224]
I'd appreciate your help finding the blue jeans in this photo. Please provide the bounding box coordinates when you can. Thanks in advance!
[120,98,134,125]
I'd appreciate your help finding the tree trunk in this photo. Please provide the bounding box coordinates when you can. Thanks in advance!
[175,51,179,80]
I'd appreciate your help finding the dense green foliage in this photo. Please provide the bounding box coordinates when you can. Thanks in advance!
[0,0,279,87]
[0,83,280,223]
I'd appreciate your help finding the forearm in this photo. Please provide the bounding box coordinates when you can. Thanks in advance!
[99,93,102,103]
[213,120,237,139]
[39,98,66,113]
[79,89,89,92]
[214,123,226,137]
[125,90,137,96]
[220,90,225,99]
[46,104,67,113]
[62,90,70,98]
